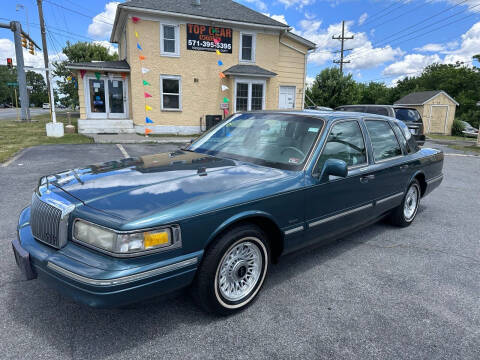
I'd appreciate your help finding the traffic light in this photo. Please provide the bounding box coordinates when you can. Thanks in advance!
[21,34,27,48]
[28,42,34,55]
[7,58,13,68]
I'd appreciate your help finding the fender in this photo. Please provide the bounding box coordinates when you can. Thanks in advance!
[407,169,426,194]
[206,210,284,247]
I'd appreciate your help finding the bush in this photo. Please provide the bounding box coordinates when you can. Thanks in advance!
[451,119,465,136]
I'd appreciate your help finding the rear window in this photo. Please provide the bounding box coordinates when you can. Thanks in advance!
[394,108,422,122]
[336,106,365,112]
[365,106,389,116]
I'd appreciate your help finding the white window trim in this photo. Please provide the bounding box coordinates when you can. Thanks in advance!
[239,32,256,63]
[160,23,180,57]
[234,78,266,112]
[160,75,182,111]
[278,85,297,109]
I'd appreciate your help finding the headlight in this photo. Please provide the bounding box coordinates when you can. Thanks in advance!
[73,220,181,256]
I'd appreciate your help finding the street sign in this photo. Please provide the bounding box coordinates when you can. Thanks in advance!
[7,82,18,87]
[220,103,229,109]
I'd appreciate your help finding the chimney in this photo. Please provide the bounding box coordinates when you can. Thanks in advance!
[193,0,201,5]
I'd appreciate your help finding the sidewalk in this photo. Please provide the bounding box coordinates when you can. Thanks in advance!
[86,133,195,144]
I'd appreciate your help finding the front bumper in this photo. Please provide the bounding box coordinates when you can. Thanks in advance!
[13,207,202,308]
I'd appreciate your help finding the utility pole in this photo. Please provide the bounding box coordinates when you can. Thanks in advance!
[36,0,52,110]
[332,21,354,73]
[11,21,30,121]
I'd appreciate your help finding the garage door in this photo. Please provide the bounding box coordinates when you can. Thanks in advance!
[429,105,448,134]
[279,86,296,109]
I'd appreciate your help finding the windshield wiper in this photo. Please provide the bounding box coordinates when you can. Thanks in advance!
[70,169,84,185]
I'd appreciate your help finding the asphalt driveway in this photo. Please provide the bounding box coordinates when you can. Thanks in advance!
[0,142,478,359]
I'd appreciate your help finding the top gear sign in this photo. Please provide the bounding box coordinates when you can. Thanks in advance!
[187,24,233,53]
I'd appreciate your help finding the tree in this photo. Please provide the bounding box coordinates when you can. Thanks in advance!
[53,41,118,109]
[26,71,48,107]
[306,68,360,108]
[0,65,17,105]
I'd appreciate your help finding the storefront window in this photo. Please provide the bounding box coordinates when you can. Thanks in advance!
[236,83,249,111]
[235,80,264,112]
[161,75,181,110]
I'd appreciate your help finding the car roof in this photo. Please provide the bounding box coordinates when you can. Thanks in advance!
[242,110,400,124]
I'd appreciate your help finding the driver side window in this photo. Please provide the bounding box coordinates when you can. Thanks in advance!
[315,120,367,173]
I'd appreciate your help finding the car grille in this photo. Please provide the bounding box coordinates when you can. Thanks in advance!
[30,195,65,248]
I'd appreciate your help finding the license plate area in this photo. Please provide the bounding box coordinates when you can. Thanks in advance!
[12,238,37,280]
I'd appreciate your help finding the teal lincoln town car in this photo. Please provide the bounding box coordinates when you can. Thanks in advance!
[12,111,444,315]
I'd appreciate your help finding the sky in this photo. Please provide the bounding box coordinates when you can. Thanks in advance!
[1,0,480,87]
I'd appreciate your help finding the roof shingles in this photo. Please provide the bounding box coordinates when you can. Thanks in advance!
[224,64,277,77]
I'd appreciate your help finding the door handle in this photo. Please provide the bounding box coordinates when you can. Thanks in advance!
[400,164,409,170]
[360,174,375,183]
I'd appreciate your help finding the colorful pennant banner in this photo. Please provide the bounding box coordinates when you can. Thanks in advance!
[132,16,140,23]
[145,128,152,134]
[221,85,229,91]
[80,70,86,79]
[145,105,152,111]
[139,55,146,60]
[135,31,139,38]
[217,60,223,66]
[223,97,229,103]
[219,72,226,79]
[137,43,143,51]
[94,72,101,80]
[144,92,152,98]
[216,50,221,55]
[146,117,154,124]
[141,68,150,74]
[143,80,151,86]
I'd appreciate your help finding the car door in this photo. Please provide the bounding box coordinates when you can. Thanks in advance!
[302,119,377,248]
[363,118,410,215]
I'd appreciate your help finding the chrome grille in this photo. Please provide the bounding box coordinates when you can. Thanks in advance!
[30,195,63,248]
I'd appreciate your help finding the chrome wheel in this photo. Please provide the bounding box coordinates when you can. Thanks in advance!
[216,239,263,302]
[404,184,419,221]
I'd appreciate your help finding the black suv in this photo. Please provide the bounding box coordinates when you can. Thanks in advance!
[335,105,426,145]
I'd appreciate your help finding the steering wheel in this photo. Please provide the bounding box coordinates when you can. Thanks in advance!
[281,146,306,159]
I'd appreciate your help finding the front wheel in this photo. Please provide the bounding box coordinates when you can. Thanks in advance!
[191,224,270,315]
[389,179,421,227]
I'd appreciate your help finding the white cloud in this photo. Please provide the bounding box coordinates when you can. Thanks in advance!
[358,12,368,26]
[306,76,315,88]
[383,54,442,77]
[93,41,118,56]
[87,2,119,40]
[242,0,268,11]
[294,20,403,70]
[414,43,447,52]
[278,0,315,9]
[262,13,288,25]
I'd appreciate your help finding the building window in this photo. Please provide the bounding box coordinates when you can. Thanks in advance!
[160,75,181,110]
[235,80,265,112]
[240,33,255,62]
[161,24,179,56]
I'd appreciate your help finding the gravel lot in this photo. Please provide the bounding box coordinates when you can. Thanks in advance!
[0,142,479,360]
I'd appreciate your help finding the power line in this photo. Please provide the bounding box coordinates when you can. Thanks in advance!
[44,0,113,25]
[359,0,411,29]
[358,1,404,28]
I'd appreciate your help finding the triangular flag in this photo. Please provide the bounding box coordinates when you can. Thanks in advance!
[144,92,152,98]
[121,72,127,79]
[143,80,151,86]
[132,16,140,23]
[146,117,154,124]
[135,31,139,38]
[212,28,216,34]
[223,97,229,103]
[213,38,220,45]
[94,72,101,80]
[139,55,146,60]
[224,109,229,116]
[145,128,152,135]
[141,67,150,74]
[145,105,152,111]
[80,70,86,79]
[221,85,229,91]
[67,76,72,81]
[218,60,223,66]
[219,72,226,79]
[216,50,221,55]
[137,43,142,51]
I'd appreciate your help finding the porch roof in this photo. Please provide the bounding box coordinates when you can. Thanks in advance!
[66,60,130,72]
[223,64,277,78]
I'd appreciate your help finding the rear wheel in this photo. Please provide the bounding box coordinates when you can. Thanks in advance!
[191,224,270,315]
[389,180,421,227]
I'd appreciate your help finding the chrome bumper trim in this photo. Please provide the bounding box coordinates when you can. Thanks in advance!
[308,203,373,228]
[46,257,198,287]
[284,226,304,235]
[376,192,404,205]
[427,174,443,185]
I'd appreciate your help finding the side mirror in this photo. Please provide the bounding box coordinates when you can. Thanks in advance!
[319,159,348,182]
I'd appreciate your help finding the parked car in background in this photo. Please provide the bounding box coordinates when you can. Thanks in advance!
[335,105,426,145]
[306,106,333,111]
[12,111,444,315]
[0,103,13,108]
[459,120,479,138]
[42,103,50,109]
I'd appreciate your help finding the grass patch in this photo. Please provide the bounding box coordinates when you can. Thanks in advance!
[449,145,480,154]
[427,134,476,142]
[0,112,93,164]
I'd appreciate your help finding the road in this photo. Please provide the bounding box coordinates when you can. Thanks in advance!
[0,142,478,359]
[0,107,50,120]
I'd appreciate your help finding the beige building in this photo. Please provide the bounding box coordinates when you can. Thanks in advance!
[395,90,459,135]
[67,0,315,135]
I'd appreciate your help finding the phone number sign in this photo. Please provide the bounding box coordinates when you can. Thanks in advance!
[187,24,232,53]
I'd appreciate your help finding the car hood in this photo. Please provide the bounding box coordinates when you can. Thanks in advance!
[46,150,295,223]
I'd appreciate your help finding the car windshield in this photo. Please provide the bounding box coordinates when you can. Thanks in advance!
[188,113,324,170]
[394,108,422,122]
